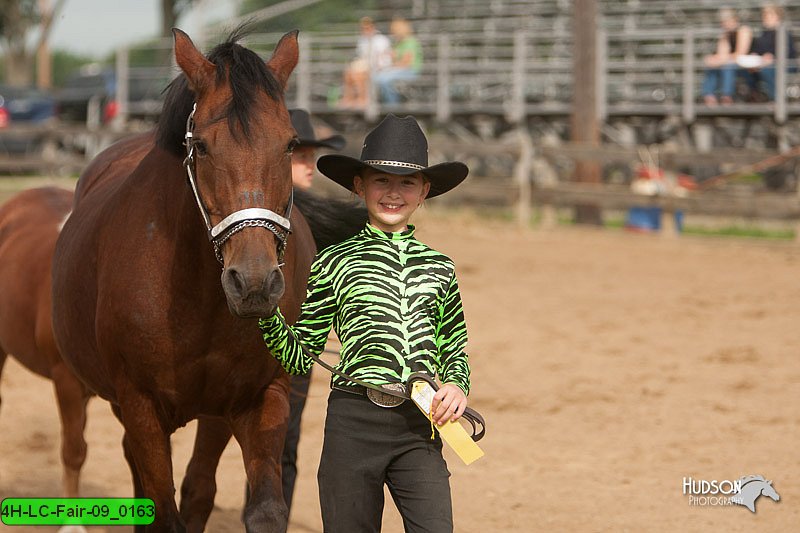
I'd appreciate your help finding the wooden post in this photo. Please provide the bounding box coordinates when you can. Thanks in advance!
[775,23,787,124]
[114,46,129,130]
[571,0,602,225]
[296,34,312,110]
[660,209,678,238]
[596,27,607,122]
[436,34,451,123]
[682,29,695,123]
[515,127,533,228]
[508,30,526,124]
[796,162,800,244]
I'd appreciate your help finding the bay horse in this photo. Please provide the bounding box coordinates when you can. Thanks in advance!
[52,28,316,532]
[0,187,92,507]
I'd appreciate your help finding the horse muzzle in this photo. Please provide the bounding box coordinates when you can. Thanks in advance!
[221,264,285,318]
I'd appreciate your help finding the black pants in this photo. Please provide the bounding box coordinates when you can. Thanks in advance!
[318,389,453,533]
[282,371,312,510]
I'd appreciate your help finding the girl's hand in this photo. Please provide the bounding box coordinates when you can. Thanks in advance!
[431,383,468,425]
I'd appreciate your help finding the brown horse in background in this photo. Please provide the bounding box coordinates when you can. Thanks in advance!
[0,187,91,504]
[51,28,316,532]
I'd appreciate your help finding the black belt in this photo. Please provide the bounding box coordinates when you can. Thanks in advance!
[332,374,485,442]
[333,384,407,408]
[276,314,486,441]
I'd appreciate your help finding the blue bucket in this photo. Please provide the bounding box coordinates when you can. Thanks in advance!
[625,206,683,232]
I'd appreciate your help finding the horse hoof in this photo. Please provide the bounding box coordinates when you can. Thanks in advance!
[58,526,88,533]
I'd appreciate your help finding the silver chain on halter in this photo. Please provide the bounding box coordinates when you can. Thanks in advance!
[182,102,293,265]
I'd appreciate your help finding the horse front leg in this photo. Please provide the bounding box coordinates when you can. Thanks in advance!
[230,376,291,533]
[50,361,90,499]
[115,384,185,533]
[179,417,233,533]
[0,349,6,413]
[111,404,146,533]
[51,362,92,533]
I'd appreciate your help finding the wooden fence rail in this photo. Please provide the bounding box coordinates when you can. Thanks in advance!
[3,123,799,241]
[427,133,800,239]
[0,123,143,174]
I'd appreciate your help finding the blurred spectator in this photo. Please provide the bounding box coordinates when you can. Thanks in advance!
[744,3,797,100]
[700,8,752,105]
[288,109,345,190]
[374,18,423,104]
[339,17,392,109]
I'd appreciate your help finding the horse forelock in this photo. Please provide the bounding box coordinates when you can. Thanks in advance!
[156,26,284,156]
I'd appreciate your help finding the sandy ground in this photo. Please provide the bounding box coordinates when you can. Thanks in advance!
[1,208,798,532]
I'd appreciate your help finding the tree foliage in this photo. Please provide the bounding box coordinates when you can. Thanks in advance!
[0,0,40,84]
[0,0,39,46]
[49,49,102,87]
[161,0,196,38]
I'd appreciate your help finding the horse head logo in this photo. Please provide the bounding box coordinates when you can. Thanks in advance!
[732,475,780,513]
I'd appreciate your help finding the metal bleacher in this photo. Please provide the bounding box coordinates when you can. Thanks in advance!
[238,0,800,145]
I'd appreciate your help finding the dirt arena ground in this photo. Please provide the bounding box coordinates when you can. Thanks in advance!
[1,205,798,532]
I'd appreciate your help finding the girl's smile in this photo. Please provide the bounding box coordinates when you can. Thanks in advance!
[355,170,430,232]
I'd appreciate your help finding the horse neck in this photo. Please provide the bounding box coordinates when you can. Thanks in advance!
[740,483,761,500]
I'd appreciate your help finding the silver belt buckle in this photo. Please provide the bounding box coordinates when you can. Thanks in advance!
[366,383,407,408]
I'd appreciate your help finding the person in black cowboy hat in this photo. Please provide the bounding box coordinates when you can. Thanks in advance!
[317,112,467,199]
[259,114,472,532]
[289,109,345,190]
[280,108,346,511]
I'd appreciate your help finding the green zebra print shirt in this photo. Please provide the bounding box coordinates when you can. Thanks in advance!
[259,223,470,394]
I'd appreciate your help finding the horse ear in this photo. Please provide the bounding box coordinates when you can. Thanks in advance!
[266,30,299,90]
[173,28,216,95]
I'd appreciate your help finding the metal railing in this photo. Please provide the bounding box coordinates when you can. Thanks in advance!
[102,25,800,126]
[274,26,799,123]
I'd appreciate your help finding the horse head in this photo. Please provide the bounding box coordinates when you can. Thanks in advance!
[172,28,299,318]
[761,480,780,502]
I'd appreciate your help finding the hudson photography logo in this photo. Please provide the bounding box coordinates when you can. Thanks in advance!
[683,475,781,513]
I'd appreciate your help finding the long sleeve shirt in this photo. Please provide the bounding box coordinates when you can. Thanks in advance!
[258,223,471,395]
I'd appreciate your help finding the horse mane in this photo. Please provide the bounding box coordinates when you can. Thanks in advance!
[739,475,767,486]
[155,25,284,156]
[293,188,368,251]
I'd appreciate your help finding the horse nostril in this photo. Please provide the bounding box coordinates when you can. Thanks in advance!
[267,267,285,300]
[226,268,246,297]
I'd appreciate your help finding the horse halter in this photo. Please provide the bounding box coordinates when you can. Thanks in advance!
[182,103,293,265]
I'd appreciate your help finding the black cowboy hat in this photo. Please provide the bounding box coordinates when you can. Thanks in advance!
[317,114,468,198]
[290,109,346,150]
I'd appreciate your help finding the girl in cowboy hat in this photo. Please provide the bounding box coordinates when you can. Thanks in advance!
[260,114,471,532]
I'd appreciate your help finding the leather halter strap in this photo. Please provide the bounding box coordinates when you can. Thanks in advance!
[182,102,292,264]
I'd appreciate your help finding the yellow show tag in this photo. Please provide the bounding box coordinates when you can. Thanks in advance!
[410,380,485,466]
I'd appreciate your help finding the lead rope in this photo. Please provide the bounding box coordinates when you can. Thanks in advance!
[274,314,486,442]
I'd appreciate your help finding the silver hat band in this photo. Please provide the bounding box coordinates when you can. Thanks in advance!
[363,159,425,171]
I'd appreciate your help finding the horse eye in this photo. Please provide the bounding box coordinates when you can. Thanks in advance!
[194,141,208,157]
[287,138,299,155]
